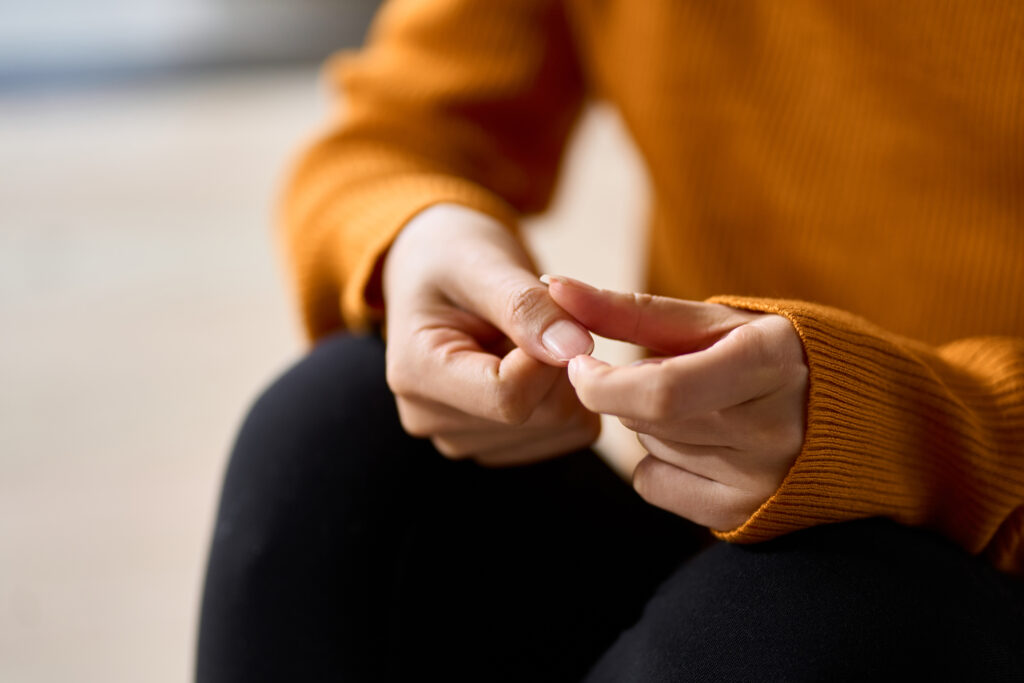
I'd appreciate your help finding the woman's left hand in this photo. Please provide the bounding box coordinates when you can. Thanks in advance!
[545,275,809,531]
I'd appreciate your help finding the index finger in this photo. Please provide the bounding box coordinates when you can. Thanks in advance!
[545,275,747,354]
[398,327,563,425]
[567,325,781,422]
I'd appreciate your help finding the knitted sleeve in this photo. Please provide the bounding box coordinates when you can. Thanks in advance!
[280,0,585,339]
[707,296,1024,577]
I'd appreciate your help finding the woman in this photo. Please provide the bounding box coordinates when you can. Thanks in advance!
[198,1,1024,680]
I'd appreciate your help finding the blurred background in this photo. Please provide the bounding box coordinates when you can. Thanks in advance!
[0,0,648,680]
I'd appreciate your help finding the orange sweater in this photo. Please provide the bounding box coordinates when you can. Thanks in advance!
[281,0,1024,575]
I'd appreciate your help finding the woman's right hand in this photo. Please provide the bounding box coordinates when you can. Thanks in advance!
[382,203,601,466]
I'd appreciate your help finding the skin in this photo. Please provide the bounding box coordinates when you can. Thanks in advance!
[383,204,809,529]
[382,203,600,466]
[546,275,809,532]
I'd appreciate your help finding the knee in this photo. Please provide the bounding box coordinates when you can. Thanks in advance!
[199,334,438,677]
[590,519,1024,681]
[239,333,395,451]
[210,334,416,553]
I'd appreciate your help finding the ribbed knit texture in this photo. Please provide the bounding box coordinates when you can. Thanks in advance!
[281,0,1024,575]
[707,297,1024,575]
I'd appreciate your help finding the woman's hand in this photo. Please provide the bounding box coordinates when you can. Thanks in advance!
[546,275,808,530]
[381,204,601,466]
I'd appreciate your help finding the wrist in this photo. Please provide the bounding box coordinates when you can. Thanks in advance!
[382,202,528,306]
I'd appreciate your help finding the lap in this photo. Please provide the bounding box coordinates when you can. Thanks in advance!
[587,518,1024,682]
[199,333,1024,682]
[197,333,703,682]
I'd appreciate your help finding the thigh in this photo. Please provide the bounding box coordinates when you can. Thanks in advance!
[586,518,1024,682]
[196,333,706,683]
[196,334,427,681]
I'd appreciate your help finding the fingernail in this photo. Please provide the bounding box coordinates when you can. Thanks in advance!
[542,320,594,361]
[539,274,598,292]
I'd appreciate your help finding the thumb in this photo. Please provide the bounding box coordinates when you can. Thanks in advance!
[543,274,747,355]
[450,267,594,365]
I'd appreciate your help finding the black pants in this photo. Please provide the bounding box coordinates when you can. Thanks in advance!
[196,334,1024,682]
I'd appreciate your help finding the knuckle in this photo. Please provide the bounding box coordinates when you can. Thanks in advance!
[395,401,432,438]
[738,318,808,387]
[504,285,549,329]
[630,291,657,311]
[628,292,656,338]
[403,424,433,439]
[619,416,639,432]
[384,349,417,396]
[729,323,768,363]
[431,437,471,460]
[620,416,657,435]
[730,324,787,389]
[491,384,532,425]
[385,364,412,396]
[402,423,432,439]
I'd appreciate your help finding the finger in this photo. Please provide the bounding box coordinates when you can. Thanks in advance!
[390,331,561,424]
[619,411,734,447]
[471,411,602,467]
[632,454,762,531]
[725,389,807,459]
[637,433,772,497]
[431,406,597,460]
[544,274,751,354]
[394,395,499,436]
[568,326,784,422]
[397,364,588,448]
[620,400,796,451]
[431,429,535,460]
[525,369,591,429]
[636,433,734,479]
[446,264,594,365]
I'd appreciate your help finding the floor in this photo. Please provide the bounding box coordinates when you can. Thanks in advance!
[0,66,648,682]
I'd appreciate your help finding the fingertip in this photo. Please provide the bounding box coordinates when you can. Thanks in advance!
[540,273,599,293]
[567,355,579,384]
[567,354,584,386]
[540,274,568,303]
[567,353,605,385]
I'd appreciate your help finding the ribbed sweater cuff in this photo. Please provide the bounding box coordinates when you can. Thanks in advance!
[705,296,937,544]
